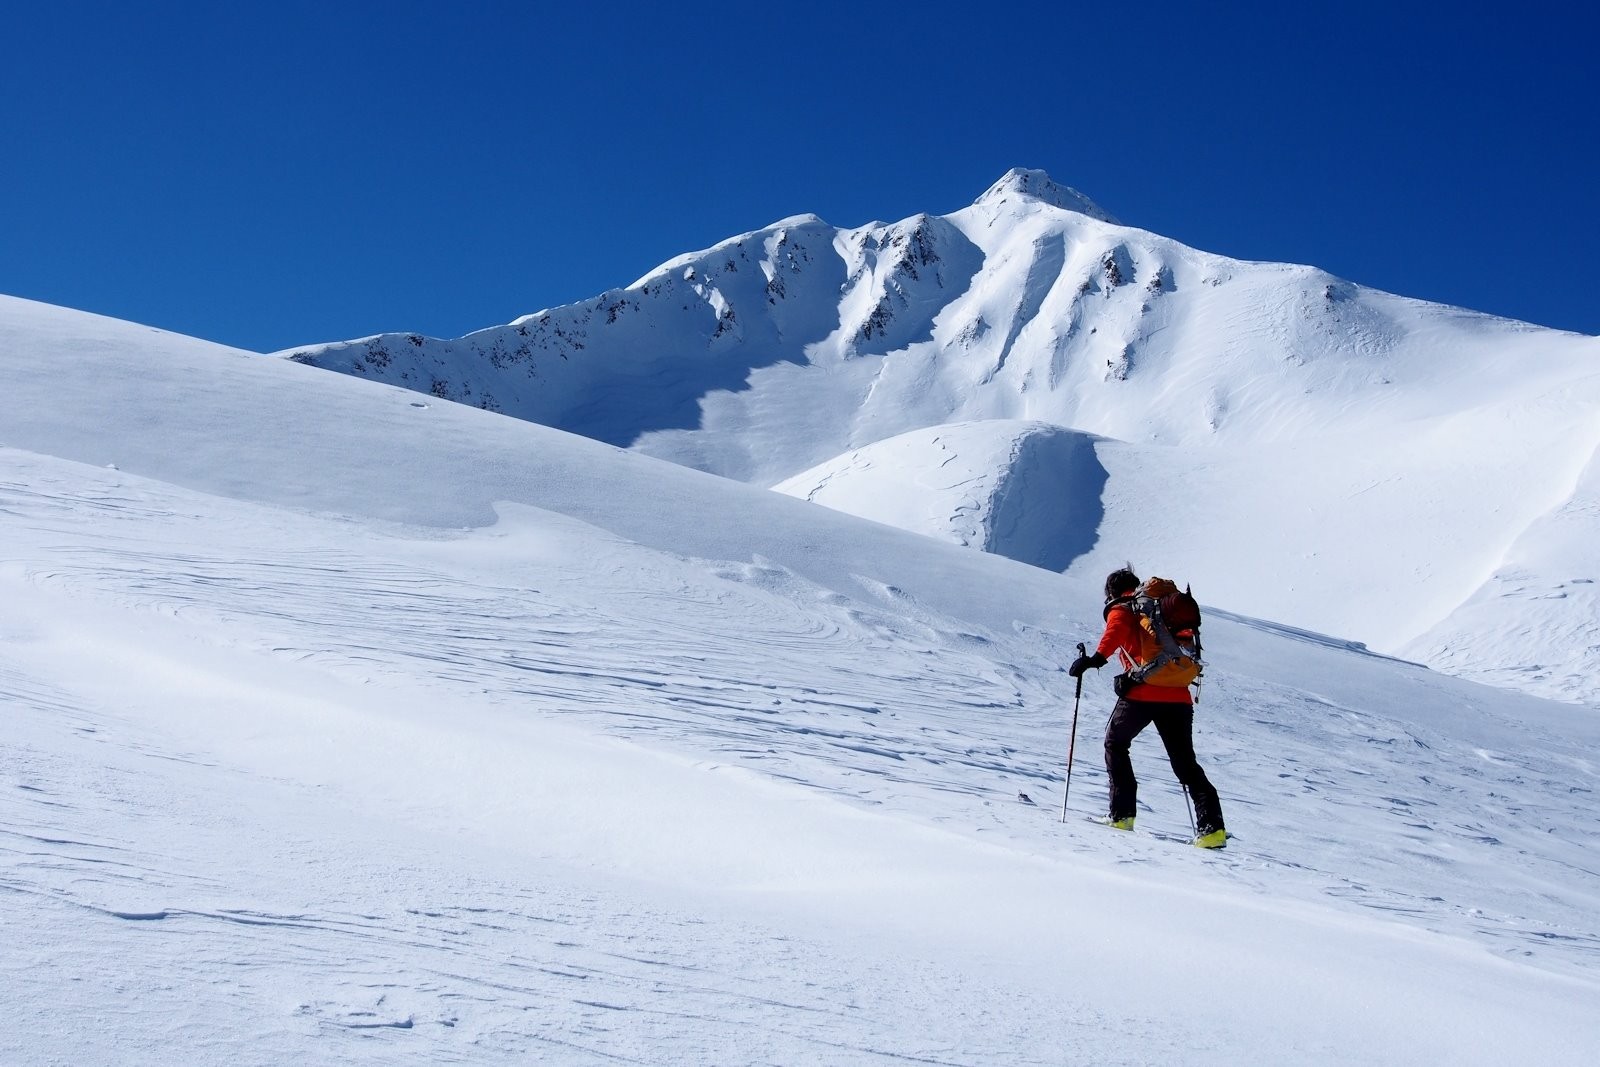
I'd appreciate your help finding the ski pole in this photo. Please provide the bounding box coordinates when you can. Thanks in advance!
[1061,642,1086,822]
[1181,783,1197,838]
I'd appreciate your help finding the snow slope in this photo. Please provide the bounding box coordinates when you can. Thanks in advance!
[278,169,1600,708]
[5,294,1600,1064]
[772,421,1108,572]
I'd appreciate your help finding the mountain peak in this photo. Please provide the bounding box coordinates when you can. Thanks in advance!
[975,168,1119,224]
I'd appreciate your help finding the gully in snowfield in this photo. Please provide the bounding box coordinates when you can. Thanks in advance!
[1069,567,1227,848]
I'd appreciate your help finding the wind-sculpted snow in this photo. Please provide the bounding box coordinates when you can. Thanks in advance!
[988,426,1107,571]
[774,421,1107,573]
[5,444,1600,1064]
[1402,437,1600,704]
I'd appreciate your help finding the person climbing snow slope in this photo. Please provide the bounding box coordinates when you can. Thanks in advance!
[1069,566,1228,848]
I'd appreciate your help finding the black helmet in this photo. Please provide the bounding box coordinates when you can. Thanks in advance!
[1104,566,1140,602]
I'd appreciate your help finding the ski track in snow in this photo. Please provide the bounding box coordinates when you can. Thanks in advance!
[4,456,1600,1062]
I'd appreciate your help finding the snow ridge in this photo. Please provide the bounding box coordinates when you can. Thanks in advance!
[276,172,1600,707]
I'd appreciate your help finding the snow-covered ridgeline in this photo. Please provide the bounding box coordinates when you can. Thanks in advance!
[278,168,1596,480]
[275,170,1600,708]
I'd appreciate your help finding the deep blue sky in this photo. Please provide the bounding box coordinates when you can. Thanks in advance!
[4,2,1596,352]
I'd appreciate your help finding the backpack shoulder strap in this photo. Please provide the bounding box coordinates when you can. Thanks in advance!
[1102,594,1134,621]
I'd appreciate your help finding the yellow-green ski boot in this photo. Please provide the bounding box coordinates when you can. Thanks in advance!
[1194,828,1227,849]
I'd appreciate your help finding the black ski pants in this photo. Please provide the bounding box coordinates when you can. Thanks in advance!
[1104,697,1224,833]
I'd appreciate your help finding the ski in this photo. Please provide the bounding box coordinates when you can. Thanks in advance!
[1020,791,1228,849]
[1080,811,1229,849]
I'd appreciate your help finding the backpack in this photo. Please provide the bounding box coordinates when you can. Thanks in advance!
[1125,577,1204,689]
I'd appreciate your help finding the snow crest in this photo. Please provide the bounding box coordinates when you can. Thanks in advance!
[973,166,1121,223]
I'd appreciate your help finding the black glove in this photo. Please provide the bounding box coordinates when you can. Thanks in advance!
[1068,651,1107,678]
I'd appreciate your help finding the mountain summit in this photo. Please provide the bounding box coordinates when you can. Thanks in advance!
[279,171,1600,708]
[973,167,1120,223]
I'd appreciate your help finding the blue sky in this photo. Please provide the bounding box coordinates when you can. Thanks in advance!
[3,1,1595,351]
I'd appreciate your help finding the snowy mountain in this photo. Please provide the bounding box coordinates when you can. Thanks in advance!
[5,292,1600,1063]
[280,169,1600,708]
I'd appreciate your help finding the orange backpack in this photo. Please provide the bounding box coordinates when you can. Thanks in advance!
[1125,578,1204,689]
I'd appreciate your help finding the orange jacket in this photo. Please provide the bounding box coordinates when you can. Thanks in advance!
[1096,598,1193,704]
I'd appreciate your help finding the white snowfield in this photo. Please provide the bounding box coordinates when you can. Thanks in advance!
[280,169,1600,709]
[4,294,1599,1064]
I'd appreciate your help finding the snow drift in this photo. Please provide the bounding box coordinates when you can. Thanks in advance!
[773,420,1108,573]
